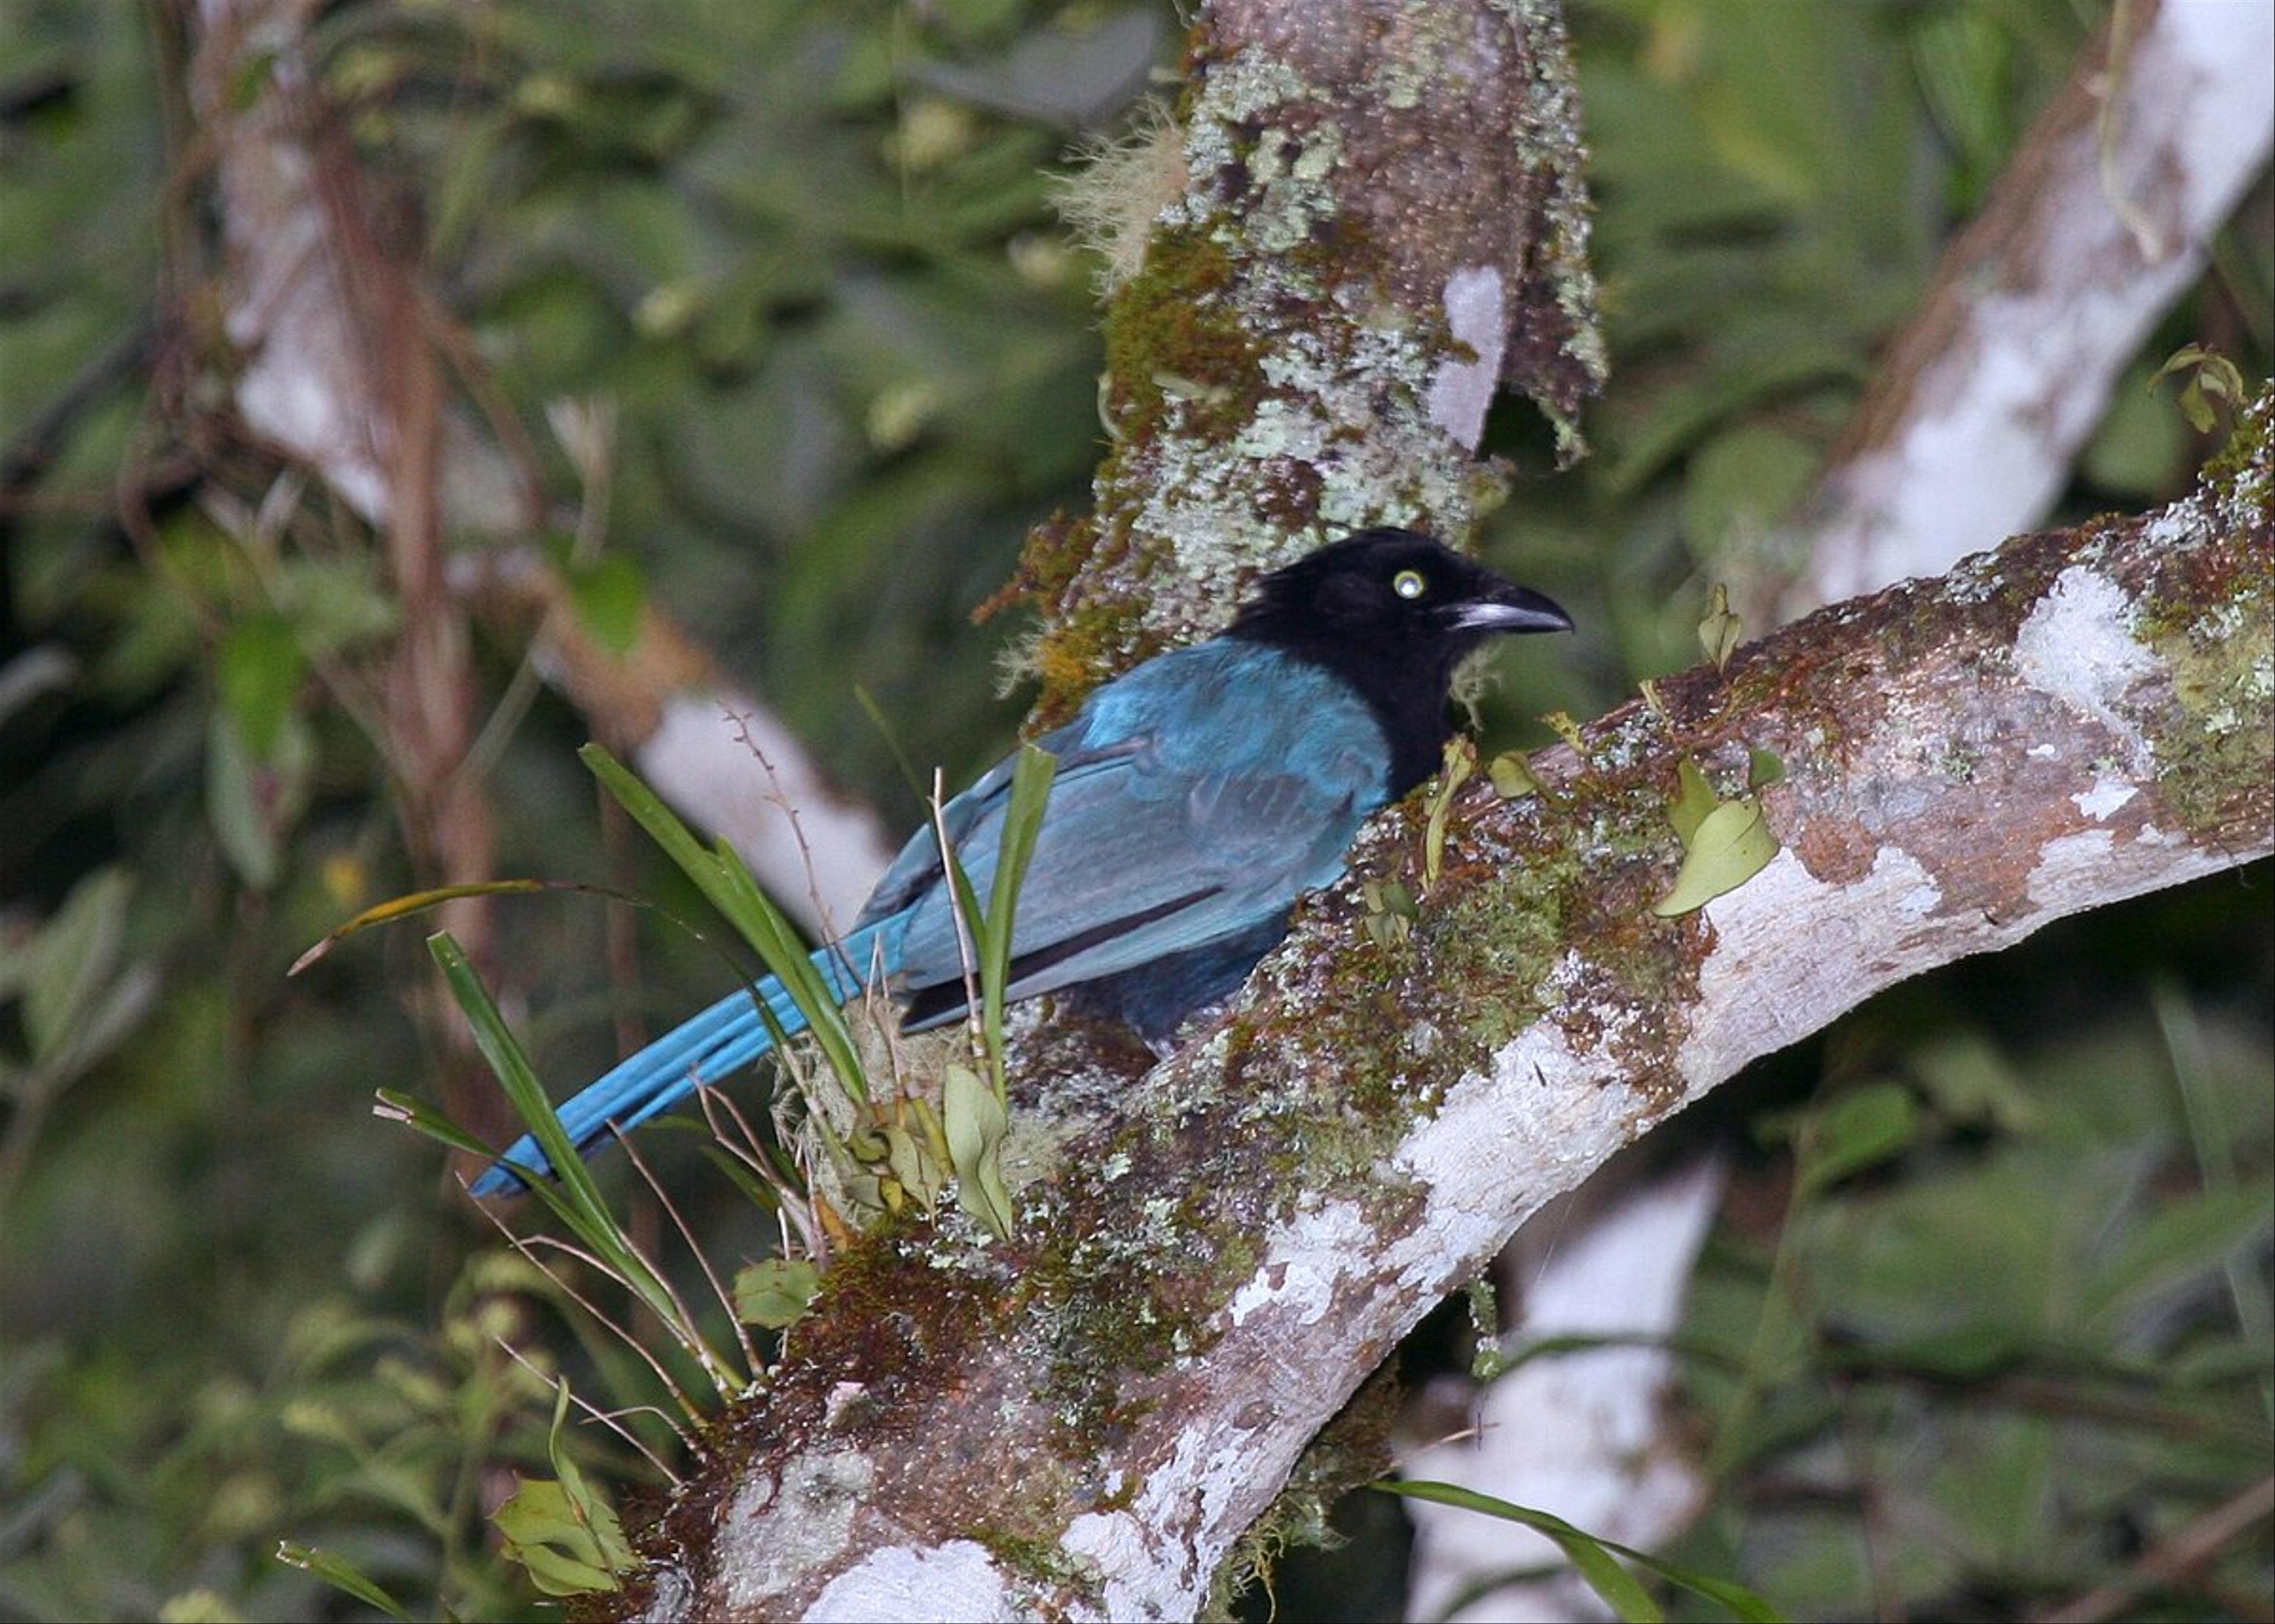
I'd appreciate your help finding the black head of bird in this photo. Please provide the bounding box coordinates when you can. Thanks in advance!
[1229,527,1574,795]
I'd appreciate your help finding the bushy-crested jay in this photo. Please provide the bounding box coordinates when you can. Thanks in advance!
[473,528,1569,1195]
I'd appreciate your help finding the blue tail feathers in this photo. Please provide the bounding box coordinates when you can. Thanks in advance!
[468,920,889,1197]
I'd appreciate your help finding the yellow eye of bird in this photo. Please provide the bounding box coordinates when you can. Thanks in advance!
[1392,568,1427,600]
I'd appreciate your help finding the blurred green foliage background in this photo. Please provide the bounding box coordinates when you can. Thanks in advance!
[1,2,2266,1619]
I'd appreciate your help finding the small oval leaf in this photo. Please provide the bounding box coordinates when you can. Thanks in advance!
[1668,756,1720,845]
[735,1258,822,1329]
[1653,797,1778,917]
[942,1063,1015,1240]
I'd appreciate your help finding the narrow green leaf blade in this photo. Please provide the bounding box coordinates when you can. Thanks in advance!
[275,1540,418,1623]
[425,933,689,1349]
[544,1380,634,1576]
[428,931,604,1219]
[582,740,869,1103]
[372,1087,498,1158]
[981,746,1056,1048]
[706,843,868,1103]
[291,878,589,975]
[1375,1479,1787,1622]
[1380,1479,1660,1621]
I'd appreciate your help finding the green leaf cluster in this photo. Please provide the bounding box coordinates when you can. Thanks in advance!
[1651,755,1779,917]
[1671,959,2274,1621]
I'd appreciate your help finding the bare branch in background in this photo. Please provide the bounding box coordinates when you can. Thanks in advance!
[1774,0,2273,622]
[184,0,895,943]
[191,0,512,1144]
[1402,1150,1728,1624]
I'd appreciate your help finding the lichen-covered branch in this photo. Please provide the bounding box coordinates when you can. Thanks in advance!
[617,406,2272,1623]
[1016,0,1604,707]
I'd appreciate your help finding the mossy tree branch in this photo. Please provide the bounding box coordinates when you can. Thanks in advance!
[1012,0,1603,713]
[617,394,2271,1619]
[594,0,2271,1614]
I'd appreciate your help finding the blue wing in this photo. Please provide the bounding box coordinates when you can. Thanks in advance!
[467,916,893,1196]
[885,639,1392,1019]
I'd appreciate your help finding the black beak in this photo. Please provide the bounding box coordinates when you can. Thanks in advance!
[1451,584,1574,636]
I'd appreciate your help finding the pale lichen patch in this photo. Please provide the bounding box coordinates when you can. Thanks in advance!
[2074,775,2139,821]
[2014,566,2162,769]
[716,1449,873,1613]
[803,1542,1011,1624]
[1428,265,1507,448]
[1062,1510,1160,1620]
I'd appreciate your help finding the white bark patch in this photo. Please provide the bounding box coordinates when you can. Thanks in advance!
[1427,265,1507,450]
[1226,1197,1372,1326]
[2025,824,2233,920]
[1683,846,1944,1093]
[803,1542,1010,1623]
[1062,1509,1172,1623]
[2013,566,2160,769]
[1395,990,1635,1263]
[2074,775,2139,821]
[2156,2,2275,249]
[1063,1425,1249,1621]
[716,1450,871,1613]
[2028,829,2117,906]
[637,692,893,933]
[1065,1058,1639,1621]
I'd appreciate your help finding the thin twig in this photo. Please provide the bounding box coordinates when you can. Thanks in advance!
[490,1228,705,1432]
[619,1128,761,1380]
[726,707,853,951]
[2035,1474,2275,1624]
[496,1343,682,1486]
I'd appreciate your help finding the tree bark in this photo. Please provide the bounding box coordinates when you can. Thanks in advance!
[1014,0,1603,704]
[192,0,511,1141]
[1773,0,2274,621]
[619,406,2273,1622]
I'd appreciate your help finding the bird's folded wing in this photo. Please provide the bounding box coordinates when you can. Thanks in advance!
[851,717,1109,928]
[890,741,1372,1008]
